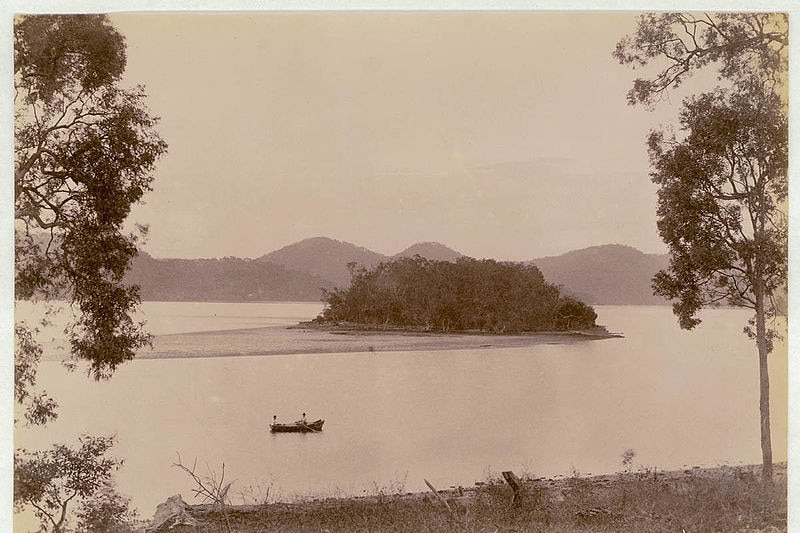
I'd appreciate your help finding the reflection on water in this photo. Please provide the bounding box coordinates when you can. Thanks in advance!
[15,303,788,519]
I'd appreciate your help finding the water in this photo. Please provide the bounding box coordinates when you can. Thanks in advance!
[14,302,788,521]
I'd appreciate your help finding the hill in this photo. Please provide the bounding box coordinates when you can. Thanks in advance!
[394,242,462,262]
[125,252,334,302]
[126,238,469,302]
[530,244,669,305]
[123,239,672,305]
[256,236,388,287]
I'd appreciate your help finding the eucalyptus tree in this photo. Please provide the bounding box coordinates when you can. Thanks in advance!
[615,12,788,480]
[614,13,788,106]
[14,14,167,424]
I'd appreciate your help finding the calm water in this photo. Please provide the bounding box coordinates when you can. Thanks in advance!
[15,302,788,519]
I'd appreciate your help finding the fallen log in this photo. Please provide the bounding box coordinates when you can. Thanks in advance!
[424,479,453,515]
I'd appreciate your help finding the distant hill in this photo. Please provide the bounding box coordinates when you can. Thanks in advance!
[256,236,388,288]
[530,244,670,305]
[394,242,462,262]
[127,238,469,302]
[124,238,672,305]
[126,252,334,302]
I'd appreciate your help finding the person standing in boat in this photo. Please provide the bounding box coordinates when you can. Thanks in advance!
[272,415,277,426]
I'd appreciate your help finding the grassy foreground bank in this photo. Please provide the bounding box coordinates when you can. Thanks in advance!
[186,463,786,533]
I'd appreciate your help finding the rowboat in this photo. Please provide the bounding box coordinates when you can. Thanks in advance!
[270,419,325,433]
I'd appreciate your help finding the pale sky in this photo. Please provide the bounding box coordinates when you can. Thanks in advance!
[107,11,705,261]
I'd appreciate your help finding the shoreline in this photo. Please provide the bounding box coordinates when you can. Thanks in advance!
[191,462,787,510]
[136,323,623,360]
[177,462,787,533]
[291,320,623,338]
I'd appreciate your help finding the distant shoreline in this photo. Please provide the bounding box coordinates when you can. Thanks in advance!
[136,323,623,360]
[291,321,623,338]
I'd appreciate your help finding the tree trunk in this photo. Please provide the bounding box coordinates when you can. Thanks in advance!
[755,284,773,482]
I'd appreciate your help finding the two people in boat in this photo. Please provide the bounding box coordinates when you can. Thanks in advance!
[272,413,308,426]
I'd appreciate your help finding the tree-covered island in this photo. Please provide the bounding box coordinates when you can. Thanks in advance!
[313,256,599,334]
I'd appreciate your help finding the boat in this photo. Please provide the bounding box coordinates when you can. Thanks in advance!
[270,419,325,433]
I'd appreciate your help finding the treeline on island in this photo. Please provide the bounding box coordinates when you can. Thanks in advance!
[315,256,598,333]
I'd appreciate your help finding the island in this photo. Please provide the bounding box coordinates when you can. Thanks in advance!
[310,256,606,335]
[138,258,621,361]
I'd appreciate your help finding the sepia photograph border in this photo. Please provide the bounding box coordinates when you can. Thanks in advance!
[2,1,798,532]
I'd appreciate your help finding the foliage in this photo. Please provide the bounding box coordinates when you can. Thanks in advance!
[317,256,596,333]
[613,12,788,106]
[14,435,123,533]
[14,14,166,419]
[75,481,137,533]
[648,88,787,329]
[14,321,59,425]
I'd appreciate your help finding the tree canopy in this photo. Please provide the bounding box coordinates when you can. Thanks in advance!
[649,88,787,330]
[14,15,166,416]
[14,435,124,533]
[614,13,788,106]
[316,256,597,333]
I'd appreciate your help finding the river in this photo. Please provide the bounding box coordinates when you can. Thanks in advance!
[14,302,788,522]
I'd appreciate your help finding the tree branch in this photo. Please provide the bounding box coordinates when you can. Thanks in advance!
[29,501,57,529]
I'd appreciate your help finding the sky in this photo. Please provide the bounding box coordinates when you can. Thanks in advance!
[103,11,709,261]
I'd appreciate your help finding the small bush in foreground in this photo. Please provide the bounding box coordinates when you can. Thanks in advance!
[14,435,126,533]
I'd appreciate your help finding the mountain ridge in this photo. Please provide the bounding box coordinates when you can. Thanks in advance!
[393,242,462,262]
[256,236,389,287]
[128,238,670,305]
[529,244,669,305]
[126,251,335,302]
